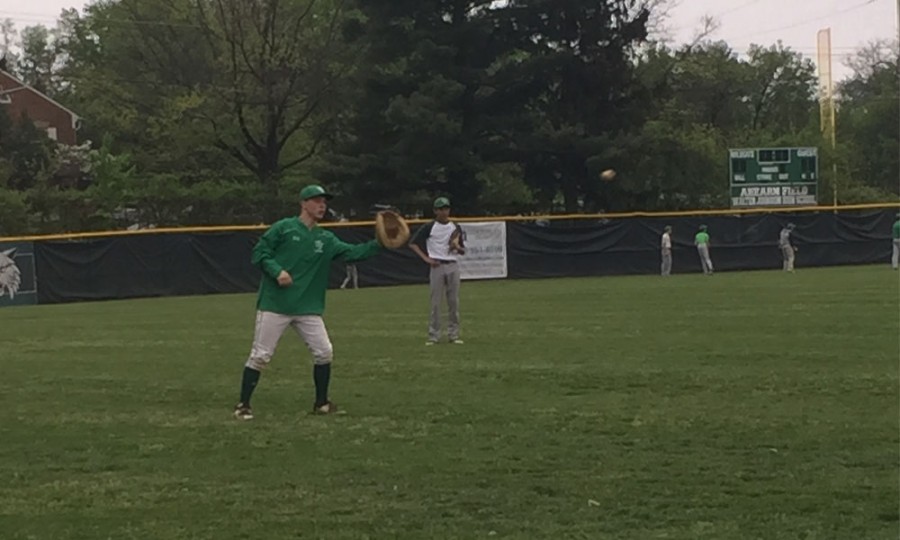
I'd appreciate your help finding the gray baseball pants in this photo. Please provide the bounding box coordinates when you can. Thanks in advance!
[893,239,899,269]
[697,244,713,274]
[245,311,333,371]
[781,245,795,271]
[661,248,672,276]
[429,261,461,342]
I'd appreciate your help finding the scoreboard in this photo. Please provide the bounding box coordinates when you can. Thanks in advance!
[729,147,818,207]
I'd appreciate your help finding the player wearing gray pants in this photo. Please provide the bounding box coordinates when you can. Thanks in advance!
[694,225,713,275]
[409,196,466,345]
[779,223,797,272]
[429,261,461,342]
[233,184,382,421]
[661,225,673,276]
[892,214,900,270]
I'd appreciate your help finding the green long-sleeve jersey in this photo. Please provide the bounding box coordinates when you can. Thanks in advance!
[252,217,381,315]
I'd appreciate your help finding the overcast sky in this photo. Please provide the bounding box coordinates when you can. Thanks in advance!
[0,0,897,81]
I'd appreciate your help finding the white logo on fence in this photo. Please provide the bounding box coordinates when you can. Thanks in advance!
[0,248,22,299]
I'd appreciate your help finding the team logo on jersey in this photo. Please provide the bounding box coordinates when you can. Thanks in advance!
[0,248,22,300]
[313,240,324,254]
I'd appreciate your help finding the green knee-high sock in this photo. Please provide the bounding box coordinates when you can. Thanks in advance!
[313,364,331,407]
[240,367,261,405]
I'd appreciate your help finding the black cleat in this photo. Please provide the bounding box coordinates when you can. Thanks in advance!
[233,402,253,421]
[312,401,338,415]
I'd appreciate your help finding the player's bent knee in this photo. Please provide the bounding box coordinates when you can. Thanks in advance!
[246,356,271,371]
[312,346,333,365]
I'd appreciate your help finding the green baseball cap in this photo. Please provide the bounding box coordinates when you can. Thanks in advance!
[433,197,451,208]
[300,184,333,201]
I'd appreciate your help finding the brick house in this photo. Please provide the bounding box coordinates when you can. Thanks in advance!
[0,69,80,145]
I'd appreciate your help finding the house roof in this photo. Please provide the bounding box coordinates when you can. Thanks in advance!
[0,69,80,129]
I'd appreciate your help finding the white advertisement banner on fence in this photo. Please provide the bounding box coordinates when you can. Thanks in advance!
[458,221,507,280]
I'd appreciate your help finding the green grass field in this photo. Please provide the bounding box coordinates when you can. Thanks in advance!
[1,266,898,539]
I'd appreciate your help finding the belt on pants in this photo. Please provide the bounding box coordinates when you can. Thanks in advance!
[434,259,457,264]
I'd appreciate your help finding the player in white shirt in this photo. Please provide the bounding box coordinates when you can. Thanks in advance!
[778,223,797,272]
[661,225,673,276]
[408,197,466,345]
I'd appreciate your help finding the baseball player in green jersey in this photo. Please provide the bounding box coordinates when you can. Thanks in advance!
[695,225,713,275]
[892,213,900,270]
[233,184,382,420]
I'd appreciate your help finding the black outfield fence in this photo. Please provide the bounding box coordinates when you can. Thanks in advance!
[0,205,896,306]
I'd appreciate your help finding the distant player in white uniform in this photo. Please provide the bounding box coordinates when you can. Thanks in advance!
[660,225,673,276]
[0,248,22,299]
[779,223,797,272]
[892,213,900,270]
[408,197,466,345]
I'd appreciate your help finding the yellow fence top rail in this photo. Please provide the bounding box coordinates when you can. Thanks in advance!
[1,202,898,243]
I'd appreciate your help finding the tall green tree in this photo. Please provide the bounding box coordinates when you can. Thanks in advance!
[837,40,899,198]
[604,39,821,211]
[0,18,17,70]
[194,0,356,184]
[497,0,651,212]
[324,0,651,214]
[55,0,356,188]
[17,25,64,95]
[0,110,56,190]
[657,41,748,132]
[321,0,512,213]
[744,42,817,135]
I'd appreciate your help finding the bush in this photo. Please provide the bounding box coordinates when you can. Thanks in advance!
[0,189,32,235]
[184,180,270,225]
[25,186,108,234]
[836,182,897,205]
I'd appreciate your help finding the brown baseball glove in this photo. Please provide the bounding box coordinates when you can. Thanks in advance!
[449,228,465,254]
[375,210,410,249]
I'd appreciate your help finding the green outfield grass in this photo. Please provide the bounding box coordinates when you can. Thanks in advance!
[1,266,898,539]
